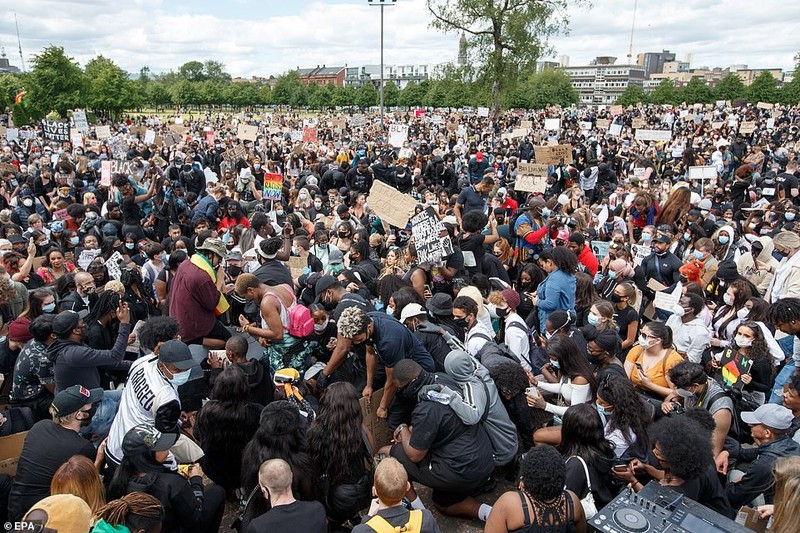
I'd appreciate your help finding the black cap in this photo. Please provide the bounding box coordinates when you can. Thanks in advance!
[52,385,103,416]
[52,310,81,336]
[157,340,196,370]
[426,293,453,316]
[122,424,179,456]
[8,234,26,244]
[314,275,339,303]
[654,234,671,244]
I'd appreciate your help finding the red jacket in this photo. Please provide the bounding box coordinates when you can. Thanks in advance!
[577,245,599,277]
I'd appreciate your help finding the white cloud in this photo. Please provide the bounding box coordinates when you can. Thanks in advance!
[0,0,797,78]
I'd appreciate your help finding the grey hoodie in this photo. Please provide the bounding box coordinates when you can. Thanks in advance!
[426,349,518,466]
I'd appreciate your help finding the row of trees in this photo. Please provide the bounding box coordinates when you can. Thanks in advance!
[616,71,800,107]
[0,46,579,122]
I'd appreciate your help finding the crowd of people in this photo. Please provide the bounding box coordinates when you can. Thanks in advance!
[1,100,800,533]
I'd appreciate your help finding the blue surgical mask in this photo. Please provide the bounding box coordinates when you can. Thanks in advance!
[587,312,601,326]
[608,271,618,280]
[169,368,192,387]
[549,359,560,369]
[787,212,797,221]
[541,208,551,218]
[42,303,56,313]
[641,233,652,242]
[70,237,80,245]
[125,243,135,250]
[683,232,691,241]
[693,250,704,260]
[595,403,609,417]
[718,236,729,245]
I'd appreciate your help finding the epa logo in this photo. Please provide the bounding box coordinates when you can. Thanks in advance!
[4,523,38,531]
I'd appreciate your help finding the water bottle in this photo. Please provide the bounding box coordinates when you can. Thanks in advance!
[426,390,451,404]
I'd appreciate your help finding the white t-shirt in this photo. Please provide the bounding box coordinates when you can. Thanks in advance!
[504,314,531,371]
[107,355,181,463]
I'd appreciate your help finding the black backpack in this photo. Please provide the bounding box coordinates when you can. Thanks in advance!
[706,387,760,441]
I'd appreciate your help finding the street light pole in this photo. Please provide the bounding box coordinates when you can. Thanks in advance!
[368,0,396,129]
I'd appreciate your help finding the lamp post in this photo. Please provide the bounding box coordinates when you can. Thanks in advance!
[368,0,396,129]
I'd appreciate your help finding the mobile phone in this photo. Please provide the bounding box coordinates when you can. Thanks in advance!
[612,465,629,472]
[634,363,644,374]
[525,386,539,399]
[424,284,432,295]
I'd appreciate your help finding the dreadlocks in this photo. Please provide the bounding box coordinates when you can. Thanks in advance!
[768,298,800,325]
[94,492,164,533]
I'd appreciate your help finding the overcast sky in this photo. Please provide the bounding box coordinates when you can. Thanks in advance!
[1,0,798,77]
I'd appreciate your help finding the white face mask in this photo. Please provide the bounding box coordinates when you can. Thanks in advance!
[672,304,686,317]
[675,387,694,398]
[735,335,752,348]
[723,293,734,306]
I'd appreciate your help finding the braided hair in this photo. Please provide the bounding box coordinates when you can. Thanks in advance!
[95,492,164,533]
[768,298,800,326]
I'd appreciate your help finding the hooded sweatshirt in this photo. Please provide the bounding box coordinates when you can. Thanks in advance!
[427,350,518,466]
[736,235,779,295]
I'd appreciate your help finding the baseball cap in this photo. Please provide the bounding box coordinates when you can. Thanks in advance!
[399,303,426,323]
[196,238,227,260]
[654,234,671,244]
[740,404,794,430]
[23,494,92,533]
[314,275,339,303]
[52,385,103,417]
[122,424,179,456]
[157,340,196,370]
[328,247,344,266]
[52,310,82,336]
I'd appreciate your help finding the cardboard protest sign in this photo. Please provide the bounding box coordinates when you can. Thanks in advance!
[756,102,774,110]
[106,251,124,280]
[591,241,611,260]
[350,114,367,128]
[168,124,188,136]
[520,120,533,130]
[72,110,89,132]
[514,163,549,193]
[100,161,112,186]
[302,128,318,143]
[717,348,753,391]
[0,431,28,476]
[77,248,101,270]
[535,144,573,165]
[262,173,283,201]
[287,256,306,281]
[95,125,112,139]
[544,118,560,131]
[711,121,724,130]
[632,118,646,129]
[237,124,258,142]
[411,207,453,264]
[477,107,490,118]
[223,145,247,163]
[609,105,623,116]
[130,125,146,138]
[595,119,610,130]
[360,388,392,448]
[635,129,671,142]
[368,180,418,229]
[739,121,756,134]
[511,128,528,138]
[40,120,70,142]
[332,116,347,131]
[388,124,408,147]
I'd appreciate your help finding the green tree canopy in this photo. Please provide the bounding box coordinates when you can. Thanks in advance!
[27,46,86,118]
[681,76,714,104]
[357,82,378,108]
[649,79,678,105]
[714,73,746,102]
[747,72,779,103]
[615,84,648,107]
[84,55,135,117]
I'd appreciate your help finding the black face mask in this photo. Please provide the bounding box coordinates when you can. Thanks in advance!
[79,404,98,426]
[495,307,509,318]
[610,293,623,304]
[453,317,468,329]
[227,266,242,278]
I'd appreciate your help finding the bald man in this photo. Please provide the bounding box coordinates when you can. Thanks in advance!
[248,459,327,533]
[59,271,96,316]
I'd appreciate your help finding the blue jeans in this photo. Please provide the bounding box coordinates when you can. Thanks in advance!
[81,389,122,438]
[770,359,795,405]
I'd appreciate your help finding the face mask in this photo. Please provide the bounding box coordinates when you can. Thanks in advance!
[22,199,33,207]
[610,293,623,304]
[125,243,135,250]
[595,403,609,417]
[683,232,691,241]
[227,266,242,278]
[454,317,468,329]
[549,359,560,369]
[641,233,652,243]
[639,335,654,349]
[773,250,785,262]
[42,303,56,313]
[314,202,322,209]
[718,236,729,245]
[786,213,797,221]
[496,307,509,318]
[587,312,601,326]
[608,271,618,280]
[169,368,192,387]
[329,264,344,274]
[313,321,328,333]
[338,231,349,238]
[70,237,79,246]
[541,208,551,218]
[299,193,308,201]
[253,164,261,170]
[78,404,98,427]
[693,250,705,260]
[736,307,749,320]
[672,304,685,317]
[723,293,734,306]
[386,306,395,317]
[735,335,752,348]
[675,388,694,399]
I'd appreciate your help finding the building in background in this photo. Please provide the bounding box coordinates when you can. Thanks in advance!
[637,50,676,78]
[0,51,20,75]
[297,66,346,87]
[561,56,646,105]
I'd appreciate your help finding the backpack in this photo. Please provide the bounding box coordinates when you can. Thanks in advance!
[706,387,760,441]
[264,288,314,338]
[506,321,548,371]
[365,509,422,533]
[471,332,519,371]
[0,406,36,437]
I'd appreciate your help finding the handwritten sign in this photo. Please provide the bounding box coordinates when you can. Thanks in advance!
[287,256,306,281]
[756,102,774,110]
[511,128,528,138]
[654,282,682,312]
[635,129,671,142]
[72,110,89,132]
[40,120,70,142]
[608,123,622,136]
[514,163,549,193]
[632,118,646,129]
[739,121,756,134]
[144,129,156,145]
[223,145,247,163]
[579,121,592,131]
[77,248,101,270]
[411,207,453,265]
[262,173,283,201]
[535,144,573,165]
[302,128,318,143]
[6,128,18,142]
[106,251,124,280]
[477,107,490,118]
[237,124,258,142]
[595,119,610,130]
[388,124,408,147]
[609,105,623,116]
[368,180,418,229]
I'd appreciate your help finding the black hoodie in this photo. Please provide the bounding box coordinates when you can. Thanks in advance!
[126,469,204,532]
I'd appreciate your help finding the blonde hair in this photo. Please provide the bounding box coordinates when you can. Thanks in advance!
[374,457,408,506]
[772,456,800,533]
[51,455,106,514]
[591,300,617,332]
[49,405,76,426]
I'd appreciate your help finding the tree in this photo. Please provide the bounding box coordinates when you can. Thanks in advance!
[317,83,337,109]
[147,82,172,110]
[171,80,200,107]
[747,71,779,103]
[649,79,679,105]
[525,69,578,109]
[427,0,585,113]
[259,84,273,106]
[27,46,86,118]
[272,71,304,106]
[383,80,400,108]
[682,76,714,104]
[400,82,426,108]
[356,82,378,108]
[203,60,231,82]
[84,55,135,118]
[615,84,648,107]
[178,61,206,82]
[715,73,745,102]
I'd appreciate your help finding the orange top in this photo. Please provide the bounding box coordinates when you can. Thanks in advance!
[626,344,684,390]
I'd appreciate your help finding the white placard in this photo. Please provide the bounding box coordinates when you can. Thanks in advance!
[635,130,671,142]
[95,125,111,139]
[388,124,409,147]
[6,128,18,142]
[632,244,652,267]
[688,166,717,181]
[654,282,683,311]
[175,117,184,125]
[77,248,101,270]
[144,129,156,144]
[72,110,89,132]
[106,251,124,280]
[579,121,592,131]
[477,107,490,118]
[544,118,560,131]
[608,123,622,136]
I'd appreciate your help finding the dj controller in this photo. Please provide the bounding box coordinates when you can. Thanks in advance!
[588,482,751,533]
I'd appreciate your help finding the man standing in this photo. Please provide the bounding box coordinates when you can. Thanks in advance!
[8,385,103,520]
[169,237,231,349]
[454,176,494,225]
